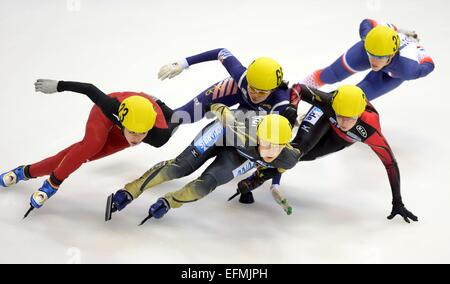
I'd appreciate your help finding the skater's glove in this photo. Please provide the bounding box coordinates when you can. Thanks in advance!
[281,104,299,127]
[158,59,189,80]
[35,79,59,94]
[237,178,259,195]
[271,185,292,215]
[398,28,420,43]
[387,200,418,223]
[238,168,277,193]
[289,83,303,109]
[228,175,263,202]
[228,168,278,201]
[207,104,236,126]
[204,103,215,119]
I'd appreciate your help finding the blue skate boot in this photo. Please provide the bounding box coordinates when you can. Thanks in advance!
[1,166,29,188]
[23,179,59,219]
[30,179,59,209]
[105,189,133,221]
[139,198,170,225]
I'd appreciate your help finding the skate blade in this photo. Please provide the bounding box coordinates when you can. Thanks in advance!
[139,214,153,226]
[105,194,114,222]
[23,206,34,219]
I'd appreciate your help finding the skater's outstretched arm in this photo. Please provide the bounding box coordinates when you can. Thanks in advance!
[158,48,246,82]
[362,110,418,223]
[208,103,256,145]
[290,84,333,112]
[35,79,120,120]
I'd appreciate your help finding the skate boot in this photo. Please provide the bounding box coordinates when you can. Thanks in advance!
[239,192,255,204]
[105,189,133,221]
[23,179,59,219]
[0,166,29,188]
[30,179,59,209]
[139,198,170,225]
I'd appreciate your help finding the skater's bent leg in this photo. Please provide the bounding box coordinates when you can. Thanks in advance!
[164,148,248,209]
[357,71,404,101]
[318,41,371,85]
[28,106,113,181]
[163,173,218,209]
[51,109,113,184]
[28,143,78,178]
[88,128,129,161]
[125,145,217,199]
[300,130,353,161]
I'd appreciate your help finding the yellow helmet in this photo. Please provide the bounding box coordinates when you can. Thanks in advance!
[257,114,292,145]
[247,57,283,91]
[364,26,400,57]
[332,85,367,117]
[119,96,157,133]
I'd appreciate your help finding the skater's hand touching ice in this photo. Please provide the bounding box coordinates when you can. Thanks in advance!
[271,185,292,215]
[158,59,188,80]
[387,201,418,223]
[35,79,58,94]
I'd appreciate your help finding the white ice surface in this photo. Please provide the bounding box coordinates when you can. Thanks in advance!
[0,0,449,264]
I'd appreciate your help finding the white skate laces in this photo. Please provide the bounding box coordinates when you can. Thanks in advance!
[2,171,18,187]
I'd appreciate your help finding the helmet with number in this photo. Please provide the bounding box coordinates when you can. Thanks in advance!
[119,96,157,133]
[247,57,283,91]
[257,114,292,145]
[364,26,400,57]
[332,85,367,118]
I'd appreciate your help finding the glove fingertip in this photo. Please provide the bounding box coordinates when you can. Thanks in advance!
[287,207,293,215]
